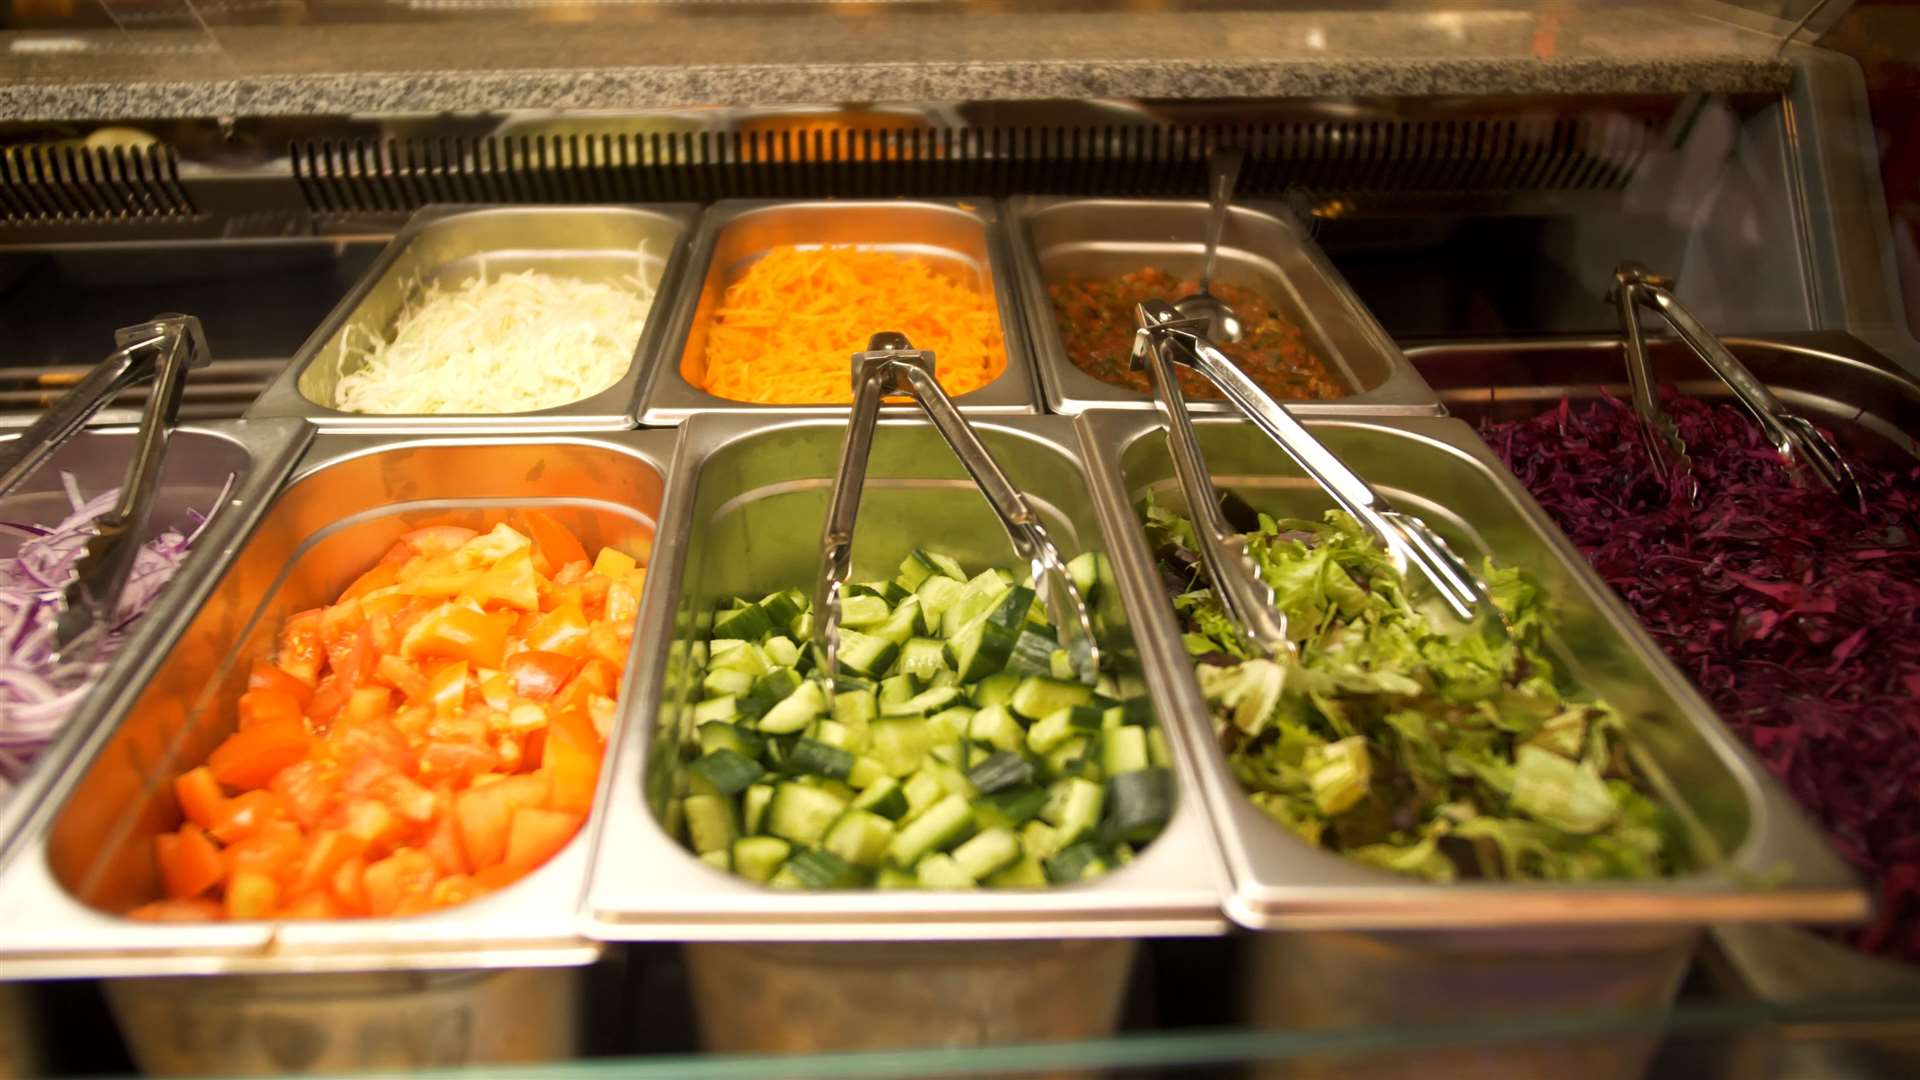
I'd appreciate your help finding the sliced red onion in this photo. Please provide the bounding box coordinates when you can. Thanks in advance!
[0,473,221,790]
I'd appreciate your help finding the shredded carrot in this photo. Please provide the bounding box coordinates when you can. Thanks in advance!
[692,245,1007,404]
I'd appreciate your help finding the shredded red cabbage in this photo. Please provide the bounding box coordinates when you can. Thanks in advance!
[1484,392,1920,961]
[0,474,220,794]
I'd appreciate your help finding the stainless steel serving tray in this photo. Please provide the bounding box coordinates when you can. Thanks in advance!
[0,420,311,873]
[246,205,697,433]
[636,199,1041,423]
[1404,334,1920,1003]
[1006,196,1441,416]
[1076,410,1865,932]
[583,414,1224,939]
[0,430,676,978]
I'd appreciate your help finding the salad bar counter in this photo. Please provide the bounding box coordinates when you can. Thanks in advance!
[0,177,1913,1077]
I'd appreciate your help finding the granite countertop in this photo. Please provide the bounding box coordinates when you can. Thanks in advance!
[0,5,1794,122]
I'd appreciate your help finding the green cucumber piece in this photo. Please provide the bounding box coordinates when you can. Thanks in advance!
[885,793,976,867]
[1044,841,1111,884]
[784,848,865,889]
[973,784,1048,830]
[851,776,910,821]
[683,794,737,855]
[838,593,893,629]
[966,750,1036,794]
[869,719,938,777]
[691,697,739,726]
[1100,725,1150,775]
[730,836,791,883]
[952,826,1022,880]
[971,672,1021,708]
[1104,767,1175,843]
[758,679,828,735]
[900,637,949,682]
[711,604,773,641]
[741,783,774,835]
[688,748,765,795]
[915,853,976,889]
[966,705,1024,754]
[1010,676,1094,720]
[1042,777,1105,845]
[765,783,849,845]
[835,629,899,679]
[786,737,855,780]
[823,809,896,869]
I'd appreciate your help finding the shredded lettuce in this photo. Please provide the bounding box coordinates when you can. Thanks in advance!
[1148,505,1680,882]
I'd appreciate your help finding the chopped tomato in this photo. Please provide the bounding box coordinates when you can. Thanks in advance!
[157,824,224,899]
[515,510,588,573]
[208,790,290,844]
[223,823,305,881]
[290,830,368,896]
[339,561,399,602]
[546,706,602,816]
[174,767,228,831]
[401,525,480,557]
[208,720,313,791]
[362,848,438,916]
[503,808,583,878]
[225,870,281,921]
[156,520,628,923]
[403,604,510,669]
[232,684,299,726]
[277,609,325,685]
[248,661,314,711]
[503,650,579,701]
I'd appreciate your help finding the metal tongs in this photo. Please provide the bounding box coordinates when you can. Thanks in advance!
[814,332,1101,684]
[1131,299,1504,656]
[0,314,209,656]
[1612,261,1862,508]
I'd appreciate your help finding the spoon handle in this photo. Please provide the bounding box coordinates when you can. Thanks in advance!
[1198,146,1245,294]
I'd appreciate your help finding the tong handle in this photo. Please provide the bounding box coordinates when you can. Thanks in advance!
[0,338,150,500]
[1614,262,1863,508]
[1131,309,1292,659]
[1612,267,1691,486]
[54,315,210,652]
[815,333,1102,683]
[1136,300,1497,629]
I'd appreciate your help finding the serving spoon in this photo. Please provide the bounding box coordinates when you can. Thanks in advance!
[1173,146,1247,346]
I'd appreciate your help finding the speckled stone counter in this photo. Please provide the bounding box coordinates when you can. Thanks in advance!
[0,6,1794,123]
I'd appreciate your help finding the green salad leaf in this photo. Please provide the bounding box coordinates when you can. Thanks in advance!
[1147,505,1681,882]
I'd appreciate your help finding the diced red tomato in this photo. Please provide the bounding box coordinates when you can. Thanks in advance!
[503,808,583,878]
[208,789,290,844]
[277,609,325,685]
[401,525,479,557]
[248,661,314,711]
[503,650,579,701]
[515,510,588,573]
[157,824,224,899]
[174,767,228,831]
[157,518,634,923]
[403,604,510,670]
[208,720,313,791]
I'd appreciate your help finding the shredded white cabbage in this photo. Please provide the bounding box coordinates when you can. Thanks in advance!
[334,266,656,415]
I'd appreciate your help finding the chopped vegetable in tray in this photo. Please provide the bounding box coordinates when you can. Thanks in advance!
[135,512,644,922]
[0,475,218,797]
[1485,392,1920,957]
[696,245,1006,404]
[1147,502,1680,882]
[1049,268,1344,401]
[671,548,1173,889]
[335,268,656,415]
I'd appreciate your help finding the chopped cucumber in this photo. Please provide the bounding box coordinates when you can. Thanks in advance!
[970,672,1020,708]
[852,776,910,820]
[765,783,848,845]
[689,749,764,795]
[838,593,893,629]
[966,750,1036,794]
[1010,676,1094,720]
[758,679,827,734]
[885,793,976,867]
[1100,725,1150,775]
[835,629,899,679]
[684,794,737,855]
[731,836,790,883]
[916,853,976,889]
[823,809,896,869]
[741,783,774,835]
[786,737,854,780]
[785,848,864,889]
[952,827,1022,880]
[1104,767,1175,843]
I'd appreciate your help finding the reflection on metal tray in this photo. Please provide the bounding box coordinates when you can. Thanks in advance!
[247,204,696,432]
[638,199,1040,424]
[1402,334,1920,1047]
[1006,196,1439,416]
[587,414,1222,939]
[0,431,674,978]
[1076,410,1868,1077]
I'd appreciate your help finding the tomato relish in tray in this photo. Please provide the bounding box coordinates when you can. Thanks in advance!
[136,511,645,922]
[1048,268,1345,402]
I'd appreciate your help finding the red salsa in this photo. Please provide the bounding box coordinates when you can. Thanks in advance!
[1048,268,1346,401]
